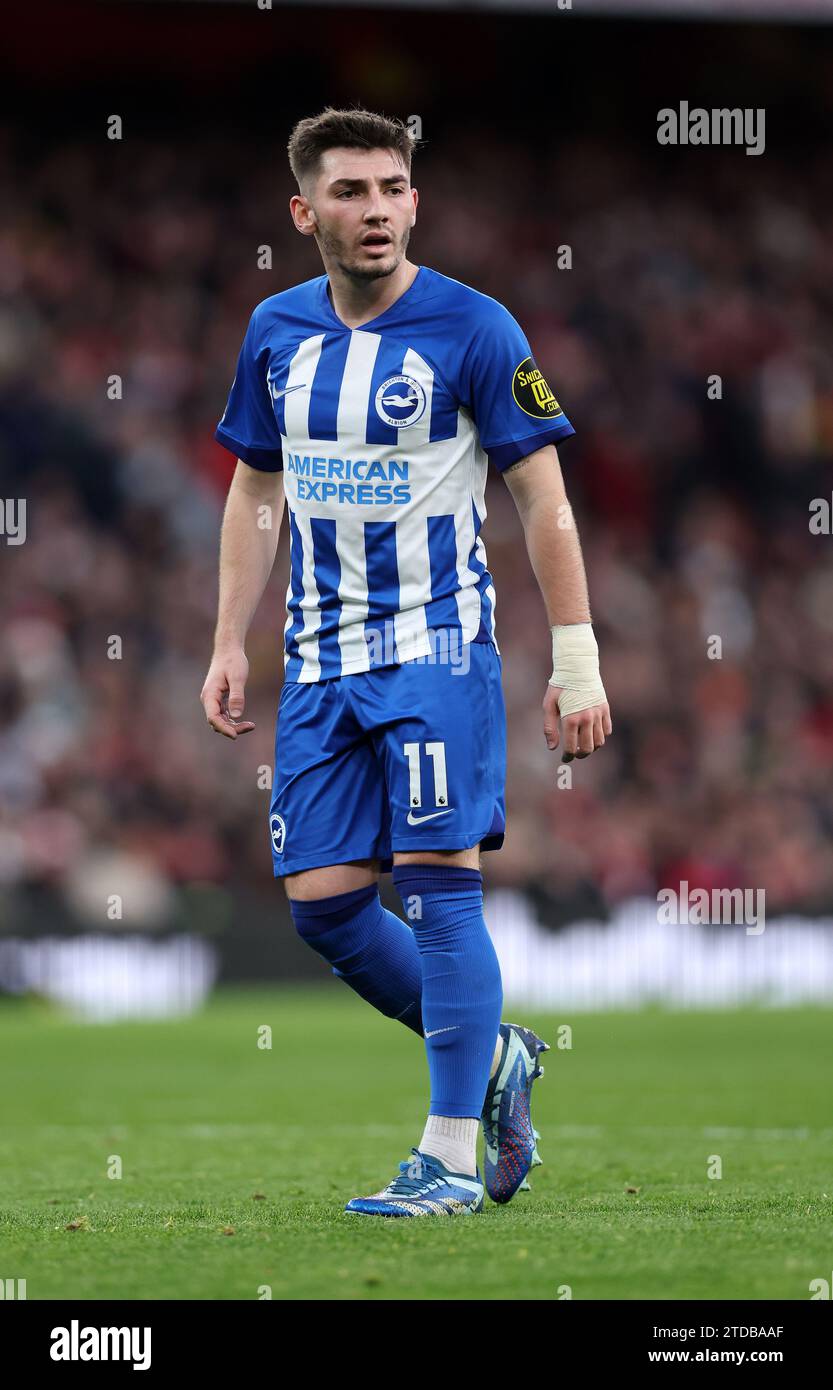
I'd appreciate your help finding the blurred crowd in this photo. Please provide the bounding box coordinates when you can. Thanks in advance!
[1,123,833,937]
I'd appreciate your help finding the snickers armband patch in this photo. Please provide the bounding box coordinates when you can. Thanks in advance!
[511,356,563,420]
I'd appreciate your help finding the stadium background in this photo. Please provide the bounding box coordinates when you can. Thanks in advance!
[2,0,833,1017]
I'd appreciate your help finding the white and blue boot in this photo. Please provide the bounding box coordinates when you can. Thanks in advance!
[344,1147,484,1218]
[481,1022,550,1204]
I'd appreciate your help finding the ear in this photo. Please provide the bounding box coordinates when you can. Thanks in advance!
[289,194,318,238]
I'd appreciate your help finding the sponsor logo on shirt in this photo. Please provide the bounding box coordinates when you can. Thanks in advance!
[285,453,411,505]
[512,356,563,420]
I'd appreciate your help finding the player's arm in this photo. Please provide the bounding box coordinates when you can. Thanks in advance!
[200,460,285,740]
[502,443,612,761]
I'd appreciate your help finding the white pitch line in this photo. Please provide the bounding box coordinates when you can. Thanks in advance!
[4,1123,833,1141]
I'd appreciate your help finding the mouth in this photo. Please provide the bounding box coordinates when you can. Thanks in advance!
[360,234,392,252]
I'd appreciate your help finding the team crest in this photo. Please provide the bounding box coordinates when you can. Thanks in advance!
[374,375,426,428]
[269,813,286,854]
[512,356,563,420]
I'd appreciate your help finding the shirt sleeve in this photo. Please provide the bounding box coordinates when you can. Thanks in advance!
[462,301,576,472]
[215,306,284,471]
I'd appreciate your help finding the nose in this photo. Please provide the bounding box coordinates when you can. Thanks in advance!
[363,188,389,222]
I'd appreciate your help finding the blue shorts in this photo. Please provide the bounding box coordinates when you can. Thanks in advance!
[268,640,506,877]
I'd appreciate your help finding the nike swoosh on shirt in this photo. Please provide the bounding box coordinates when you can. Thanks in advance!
[271,383,307,399]
[425,1025,460,1038]
[406,808,454,825]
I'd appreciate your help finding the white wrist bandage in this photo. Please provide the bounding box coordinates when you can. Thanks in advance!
[549,623,607,717]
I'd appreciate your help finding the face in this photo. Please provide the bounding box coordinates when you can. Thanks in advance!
[291,146,418,282]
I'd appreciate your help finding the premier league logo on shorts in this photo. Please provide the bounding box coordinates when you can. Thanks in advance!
[374,375,426,428]
[269,813,286,854]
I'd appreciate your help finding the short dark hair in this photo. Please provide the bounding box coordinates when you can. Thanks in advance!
[287,107,416,190]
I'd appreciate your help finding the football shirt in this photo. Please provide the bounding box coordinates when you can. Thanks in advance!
[216,266,575,682]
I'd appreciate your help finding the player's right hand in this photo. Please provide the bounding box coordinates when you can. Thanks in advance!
[200,648,256,740]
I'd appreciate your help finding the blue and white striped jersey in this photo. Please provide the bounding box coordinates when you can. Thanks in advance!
[215,266,575,683]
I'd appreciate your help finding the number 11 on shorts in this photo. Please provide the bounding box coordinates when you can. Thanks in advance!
[403,741,449,808]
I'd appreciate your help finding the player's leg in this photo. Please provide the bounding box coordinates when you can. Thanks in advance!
[343,642,547,1215]
[343,642,507,1215]
[271,680,424,1030]
[282,844,505,1077]
[285,859,425,1032]
[384,645,505,1181]
[390,845,501,1180]
[342,843,502,1216]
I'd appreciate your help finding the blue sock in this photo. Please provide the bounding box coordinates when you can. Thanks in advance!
[392,865,503,1119]
[289,885,423,1034]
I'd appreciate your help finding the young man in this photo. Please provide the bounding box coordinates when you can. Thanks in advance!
[202,108,611,1218]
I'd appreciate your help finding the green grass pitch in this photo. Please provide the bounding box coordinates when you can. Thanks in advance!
[1,987,831,1300]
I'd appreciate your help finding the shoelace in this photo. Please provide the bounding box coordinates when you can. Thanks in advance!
[383,1150,442,1196]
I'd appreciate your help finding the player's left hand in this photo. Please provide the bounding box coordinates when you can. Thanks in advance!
[543,686,612,761]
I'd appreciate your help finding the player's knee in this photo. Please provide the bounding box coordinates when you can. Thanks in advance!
[392,846,481,871]
[288,883,381,950]
[391,863,485,941]
[283,861,380,902]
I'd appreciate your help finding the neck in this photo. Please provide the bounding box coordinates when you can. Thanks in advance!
[325,258,419,328]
